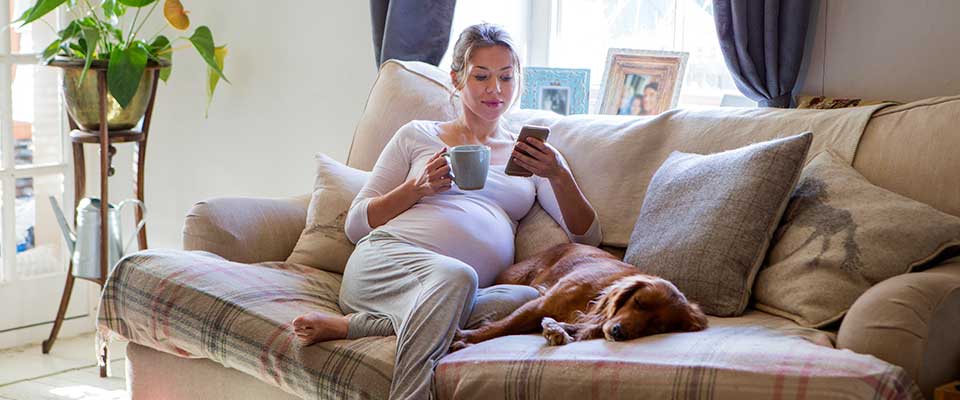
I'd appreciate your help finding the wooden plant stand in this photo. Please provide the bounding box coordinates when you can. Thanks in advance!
[40,67,159,378]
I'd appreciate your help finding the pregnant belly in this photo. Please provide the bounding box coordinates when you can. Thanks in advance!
[381,201,517,286]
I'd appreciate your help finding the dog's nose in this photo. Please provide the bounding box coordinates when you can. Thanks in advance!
[610,323,625,340]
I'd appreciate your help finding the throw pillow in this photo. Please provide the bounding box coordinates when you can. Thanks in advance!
[623,132,812,317]
[286,153,369,273]
[754,150,960,328]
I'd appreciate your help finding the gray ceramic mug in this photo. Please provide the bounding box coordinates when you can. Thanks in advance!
[443,145,490,190]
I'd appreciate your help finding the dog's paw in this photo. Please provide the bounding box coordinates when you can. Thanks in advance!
[448,340,471,353]
[541,317,573,346]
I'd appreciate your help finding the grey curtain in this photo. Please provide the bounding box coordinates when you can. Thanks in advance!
[713,0,814,108]
[370,0,457,67]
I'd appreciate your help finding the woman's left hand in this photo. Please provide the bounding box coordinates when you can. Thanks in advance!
[511,137,568,180]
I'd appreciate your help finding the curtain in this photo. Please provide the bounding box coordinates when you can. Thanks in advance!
[713,0,814,108]
[370,0,457,67]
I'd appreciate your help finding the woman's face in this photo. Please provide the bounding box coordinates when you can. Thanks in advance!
[629,96,643,115]
[642,87,658,114]
[454,45,517,123]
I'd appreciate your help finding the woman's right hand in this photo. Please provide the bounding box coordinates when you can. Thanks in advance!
[412,148,453,197]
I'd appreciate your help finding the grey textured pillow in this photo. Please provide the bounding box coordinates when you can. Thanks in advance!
[624,132,812,317]
[286,153,369,273]
[755,151,960,327]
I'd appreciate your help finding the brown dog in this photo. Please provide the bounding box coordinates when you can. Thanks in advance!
[452,243,708,349]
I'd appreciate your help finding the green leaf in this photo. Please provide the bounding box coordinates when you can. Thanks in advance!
[149,35,173,82]
[68,42,85,58]
[75,37,88,57]
[12,5,33,23]
[117,0,156,7]
[58,20,81,40]
[148,35,170,53]
[101,0,126,17]
[205,46,227,117]
[77,26,100,87]
[18,0,68,26]
[42,39,61,61]
[107,45,149,108]
[188,26,229,83]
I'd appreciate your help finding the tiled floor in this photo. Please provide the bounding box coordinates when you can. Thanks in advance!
[0,333,128,400]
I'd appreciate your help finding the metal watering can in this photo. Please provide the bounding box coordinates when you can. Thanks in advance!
[49,196,146,280]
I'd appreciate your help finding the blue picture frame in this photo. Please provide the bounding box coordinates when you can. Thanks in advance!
[521,67,590,115]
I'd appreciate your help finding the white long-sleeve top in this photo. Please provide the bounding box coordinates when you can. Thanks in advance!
[345,120,602,287]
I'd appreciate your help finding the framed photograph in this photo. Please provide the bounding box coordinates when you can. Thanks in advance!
[598,49,689,116]
[521,67,590,115]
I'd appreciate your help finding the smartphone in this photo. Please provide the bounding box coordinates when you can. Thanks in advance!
[505,125,550,177]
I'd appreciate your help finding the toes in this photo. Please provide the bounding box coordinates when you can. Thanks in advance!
[449,340,469,353]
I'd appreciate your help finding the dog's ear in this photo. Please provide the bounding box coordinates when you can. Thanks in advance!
[595,276,649,318]
[680,303,709,332]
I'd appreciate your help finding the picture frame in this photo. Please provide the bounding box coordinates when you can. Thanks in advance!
[521,67,590,115]
[598,49,689,116]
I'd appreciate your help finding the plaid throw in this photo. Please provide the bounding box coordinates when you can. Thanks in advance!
[436,312,922,400]
[99,250,921,400]
[97,249,395,400]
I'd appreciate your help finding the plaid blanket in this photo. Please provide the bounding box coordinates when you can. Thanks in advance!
[99,249,921,400]
[97,249,395,399]
[436,312,923,400]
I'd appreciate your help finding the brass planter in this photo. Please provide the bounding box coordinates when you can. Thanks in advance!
[48,58,167,131]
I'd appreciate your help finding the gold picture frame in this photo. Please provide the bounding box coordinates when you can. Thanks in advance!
[598,49,689,116]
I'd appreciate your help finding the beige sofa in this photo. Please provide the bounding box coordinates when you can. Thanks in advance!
[114,61,960,399]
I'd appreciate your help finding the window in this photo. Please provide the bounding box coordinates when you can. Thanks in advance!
[445,0,751,113]
[2,0,75,337]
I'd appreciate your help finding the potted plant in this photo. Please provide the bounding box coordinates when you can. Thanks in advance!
[14,0,228,130]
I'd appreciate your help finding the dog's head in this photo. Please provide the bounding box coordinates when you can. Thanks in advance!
[584,275,708,341]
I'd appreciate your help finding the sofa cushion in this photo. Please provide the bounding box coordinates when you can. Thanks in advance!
[624,133,812,317]
[755,150,960,327]
[435,310,921,400]
[98,250,395,400]
[347,60,459,171]
[286,153,369,273]
[853,95,960,219]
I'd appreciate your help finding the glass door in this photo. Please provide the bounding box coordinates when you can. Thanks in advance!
[0,0,88,349]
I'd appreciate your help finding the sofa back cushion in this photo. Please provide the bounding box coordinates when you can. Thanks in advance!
[853,95,960,218]
[347,60,459,171]
[348,61,899,249]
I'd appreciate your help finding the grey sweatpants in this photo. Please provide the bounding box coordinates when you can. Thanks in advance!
[339,230,539,400]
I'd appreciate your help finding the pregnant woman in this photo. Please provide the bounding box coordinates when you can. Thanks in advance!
[293,23,602,399]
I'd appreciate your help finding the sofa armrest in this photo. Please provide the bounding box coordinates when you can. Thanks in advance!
[182,194,311,264]
[837,258,960,398]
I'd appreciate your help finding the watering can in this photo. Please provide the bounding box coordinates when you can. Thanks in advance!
[49,196,146,280]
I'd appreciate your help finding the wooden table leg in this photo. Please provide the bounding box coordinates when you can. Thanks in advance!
[134,139,147,249]
[42,142,87,354]
[41,271,75,354]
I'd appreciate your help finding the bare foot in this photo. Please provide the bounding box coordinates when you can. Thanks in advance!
[541,317,573,346]
[292,312,348,346]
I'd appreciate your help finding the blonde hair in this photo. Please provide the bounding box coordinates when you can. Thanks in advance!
[449,23,522,109]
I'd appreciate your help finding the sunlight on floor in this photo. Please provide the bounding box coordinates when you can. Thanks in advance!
[48,385,128,400]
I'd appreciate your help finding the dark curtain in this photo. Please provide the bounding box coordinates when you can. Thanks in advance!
[713,0,814,108]
[370,0,457,67]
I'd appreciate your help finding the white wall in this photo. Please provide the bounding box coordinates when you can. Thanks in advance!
[800,0,960,102]
[84,2,378,250]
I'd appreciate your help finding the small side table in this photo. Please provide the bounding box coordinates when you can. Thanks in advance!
[40,67,159,378]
